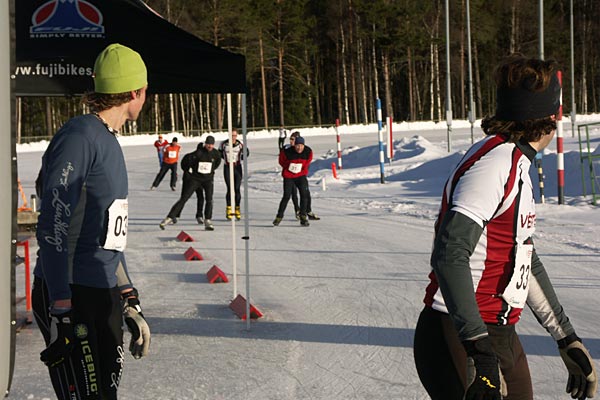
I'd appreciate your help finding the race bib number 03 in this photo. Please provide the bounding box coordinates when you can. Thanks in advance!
[104,199,128,252]
[500,243,533,308]
[288,163,302,174]
[168,150,177,159]
[198,161,212,174]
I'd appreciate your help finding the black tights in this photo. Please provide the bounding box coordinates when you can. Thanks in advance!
[33,277,124,399]
[414,306,533,400]
[276,176,309,218]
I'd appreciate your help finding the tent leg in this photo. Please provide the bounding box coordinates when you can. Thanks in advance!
[2,0,18,394]
[241,94,252,330]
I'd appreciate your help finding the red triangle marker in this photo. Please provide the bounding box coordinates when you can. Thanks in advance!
[184,247,203,261]
[177,231,194,242]
[207,265,228,283]
[229,294,263,320]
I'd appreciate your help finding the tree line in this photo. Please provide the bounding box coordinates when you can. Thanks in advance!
[18,0,600,142]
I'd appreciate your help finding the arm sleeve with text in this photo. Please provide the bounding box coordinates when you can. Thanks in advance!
[36,132,94,302]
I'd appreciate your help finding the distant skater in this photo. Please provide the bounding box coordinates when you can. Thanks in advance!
[151,137,180,191]
[153,134,168,166]
[219,128,249,220]
[282,132,320,221]
[273,136,313,227]
[160,136,221,231]
[278,126,287,151]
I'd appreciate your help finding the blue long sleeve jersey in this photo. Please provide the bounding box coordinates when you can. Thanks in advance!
[34,114,133,302]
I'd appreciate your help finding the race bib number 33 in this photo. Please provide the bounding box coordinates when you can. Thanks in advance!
[500,243,533,308]
[104,199,128,252]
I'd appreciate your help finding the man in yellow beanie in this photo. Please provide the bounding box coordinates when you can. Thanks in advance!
[33,43,151,399]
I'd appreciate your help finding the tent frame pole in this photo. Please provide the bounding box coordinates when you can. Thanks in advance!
[241,94,251,330]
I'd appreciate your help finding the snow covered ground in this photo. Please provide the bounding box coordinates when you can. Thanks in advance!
[11,117,600,399]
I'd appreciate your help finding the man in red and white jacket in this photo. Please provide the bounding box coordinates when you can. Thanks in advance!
[273,136,312,226]
[153,134,168,166]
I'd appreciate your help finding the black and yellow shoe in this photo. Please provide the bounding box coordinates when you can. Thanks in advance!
[307,212,320,220]
[300,215,310,227]
[159,217,173,230]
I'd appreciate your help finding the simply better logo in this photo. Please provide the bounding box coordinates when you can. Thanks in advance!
[30,0,105,38]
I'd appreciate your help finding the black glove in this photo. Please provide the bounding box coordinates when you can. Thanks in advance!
[123,295,151,359]
[40,310,74,368]
[558,333,598,400]
[463,337,506,400]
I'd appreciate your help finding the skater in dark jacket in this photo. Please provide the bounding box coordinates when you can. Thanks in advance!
[160,135,221,231]
[273,136,312,226]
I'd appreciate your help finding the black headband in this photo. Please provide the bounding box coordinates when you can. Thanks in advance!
[495,73,560,121]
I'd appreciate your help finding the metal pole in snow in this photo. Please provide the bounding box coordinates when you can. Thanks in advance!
[539,0,544,60]
[386,116,393,163]
[557,71,565,205]
[376,98,385,183]
[536,0,546,204]
[466,0,475,144]
[444,0,453,152]
[569,0,576,138]
[241,94,251,330]
[227,94,237,299]
[335,118,342,169]
[535,153,545,204]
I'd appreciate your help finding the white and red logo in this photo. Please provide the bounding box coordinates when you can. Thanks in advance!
[30,0,105,38]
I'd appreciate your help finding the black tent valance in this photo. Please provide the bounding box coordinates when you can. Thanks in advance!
[14,0,246,96]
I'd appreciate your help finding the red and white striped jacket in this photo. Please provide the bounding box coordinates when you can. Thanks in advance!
[425,135,537,332]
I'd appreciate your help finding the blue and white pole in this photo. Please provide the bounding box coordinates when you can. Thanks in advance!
[535,152,545,204]
[376,98,385,184]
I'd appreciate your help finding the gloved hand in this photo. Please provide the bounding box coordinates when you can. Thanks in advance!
[558,333,597,400]
[463,337,507,400]
[40,309,74,368]
[123,295,150,359]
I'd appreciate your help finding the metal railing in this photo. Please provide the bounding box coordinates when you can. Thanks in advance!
[577,122,600,205]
